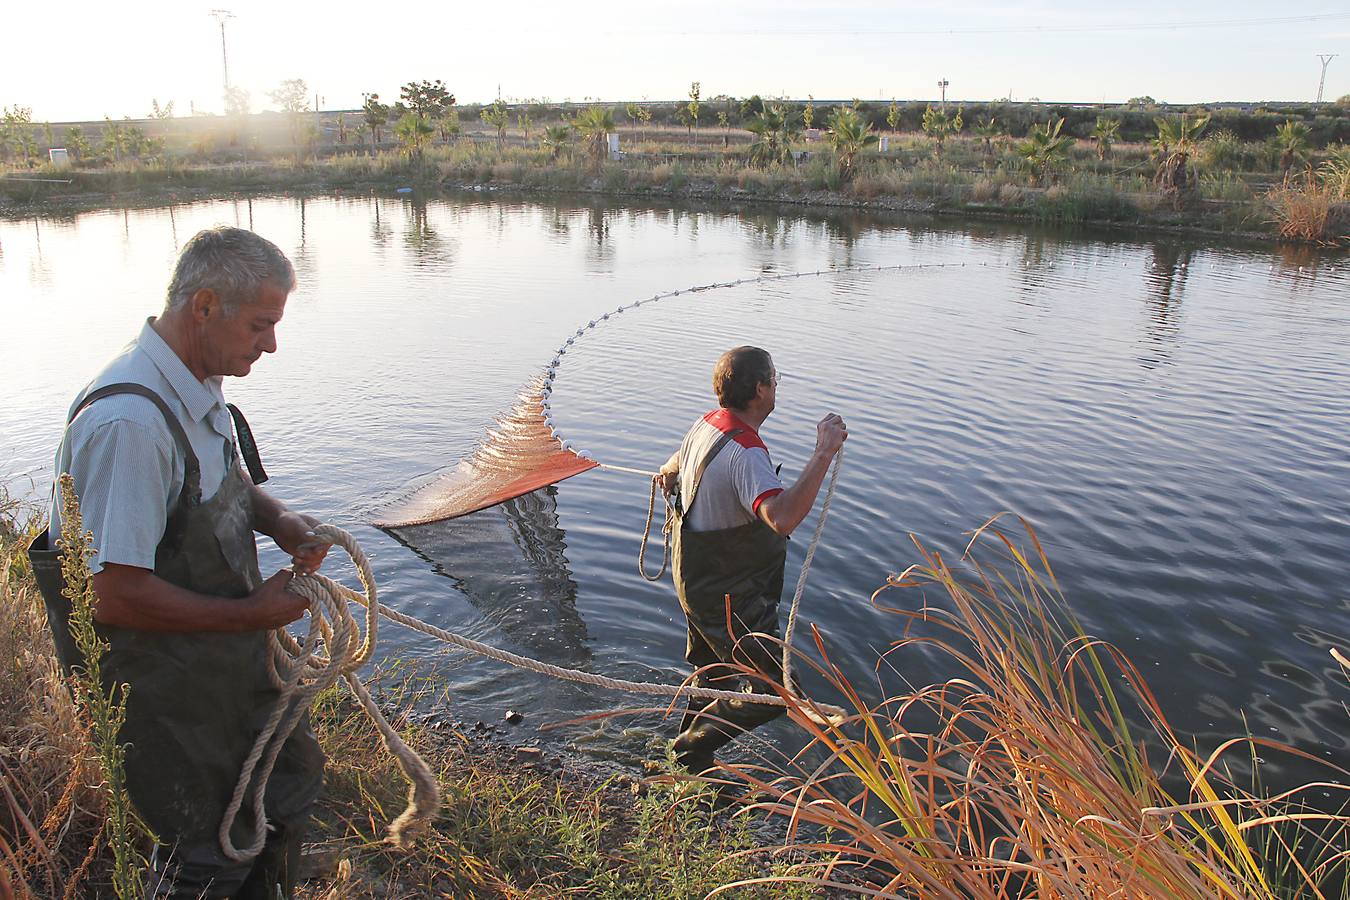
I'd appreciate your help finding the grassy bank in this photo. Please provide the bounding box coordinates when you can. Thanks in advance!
[4,130,1347,246]
[3,486,1348,897]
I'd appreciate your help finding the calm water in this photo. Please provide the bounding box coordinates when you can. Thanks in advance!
[2,195,1347,793]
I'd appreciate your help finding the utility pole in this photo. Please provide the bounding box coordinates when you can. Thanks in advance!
[937,78,949,111]
[1316,54,1336,106]
[210,9,234,94]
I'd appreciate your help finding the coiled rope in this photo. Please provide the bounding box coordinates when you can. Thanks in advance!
[637,475,673,582]
[223,522,847,860]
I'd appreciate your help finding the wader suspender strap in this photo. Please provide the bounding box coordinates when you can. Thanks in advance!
[226,403,269,485]
[69,383,203,503]
[681,428,743,518]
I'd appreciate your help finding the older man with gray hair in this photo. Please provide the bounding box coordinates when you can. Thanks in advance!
[29,226,329,898]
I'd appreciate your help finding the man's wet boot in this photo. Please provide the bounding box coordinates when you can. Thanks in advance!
[672,724,722,775]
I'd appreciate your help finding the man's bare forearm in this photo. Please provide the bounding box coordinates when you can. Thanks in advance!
[757,449,833,536]
[249,481,288,538]
[90,563,295,631]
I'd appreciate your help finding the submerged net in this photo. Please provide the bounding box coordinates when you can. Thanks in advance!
[371,379,597,528]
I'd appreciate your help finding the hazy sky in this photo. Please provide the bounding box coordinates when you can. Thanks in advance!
[4,1,1346,122]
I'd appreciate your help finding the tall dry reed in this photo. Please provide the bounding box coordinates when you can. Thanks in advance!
[711,517,1349,898]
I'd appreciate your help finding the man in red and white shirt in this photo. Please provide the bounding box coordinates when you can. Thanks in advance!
[657,346,847,773]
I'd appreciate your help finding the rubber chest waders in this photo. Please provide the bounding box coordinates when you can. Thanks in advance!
[29,383,323,898]
[671,428,790,751]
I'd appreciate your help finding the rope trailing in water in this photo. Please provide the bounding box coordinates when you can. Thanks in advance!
[223,523,847,859]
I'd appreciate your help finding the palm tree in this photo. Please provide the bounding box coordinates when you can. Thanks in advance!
[826,106,878,179]
[1153,113,1209,207]
[1273,119,1311,180]
[1015,117,1074,186]
[394,112,434,159]
[572,106,616,165]
[1090,116,1121,162]
[541,124,573,159]
[973,116,1001,156]
[921,104,963,156]
[1319,144,1350,199]
[746,103,799,168]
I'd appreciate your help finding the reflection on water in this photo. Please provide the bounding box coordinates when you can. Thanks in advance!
[2,193,1347,793]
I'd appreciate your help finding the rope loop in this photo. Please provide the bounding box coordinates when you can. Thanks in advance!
[638,476,673,582]
[219,524,439,862]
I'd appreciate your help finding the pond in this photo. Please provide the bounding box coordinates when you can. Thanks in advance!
[2,193,1346,795]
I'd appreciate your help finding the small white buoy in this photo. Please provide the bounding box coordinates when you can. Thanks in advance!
[576,449,593,460]
[601,312,610,320]
[565,337,574,345]
[560,440,573,453]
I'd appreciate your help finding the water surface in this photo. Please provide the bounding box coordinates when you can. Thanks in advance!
[2,194,1346,794]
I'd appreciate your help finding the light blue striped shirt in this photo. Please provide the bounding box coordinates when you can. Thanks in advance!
[48,318,240,574]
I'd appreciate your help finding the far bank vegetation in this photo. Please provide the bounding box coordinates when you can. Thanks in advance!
[3,88,1349,244]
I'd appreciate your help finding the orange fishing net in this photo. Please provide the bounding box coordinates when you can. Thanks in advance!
[372,380,598,528]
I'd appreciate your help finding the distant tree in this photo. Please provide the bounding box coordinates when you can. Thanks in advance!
[480,99,509,149]
[635,104,652,142]
[739,95,764,119]
[268,78,309,147]
[401,79,453,123]
[1152,113,1209,207]
[746,102,800,168]
[625,102,643,130]
[64,125,92,162]
[921,104,963,156]
[717,109,729,142]
[1318,144,1350,197]
[268,79,309,114]
[1090,116,1121,161]
[974,116,1001,155]
[437,106,461,143]
[1,105,36,164]
[1126,96,1160,110]
[1336,94,1350,109]
[516,109,533,142]
[149,99,174,119]
[826,106,878,178]
[1273,119,1311,179]
[394,112,433,158]
[1016,117,1074,185]
[223,87,250,117]
[101,117,129,162]
[803,95,815,131]
[541,123,573,159]
[886,99,900,133]
[361,93,389,145]
[687,81,701,136]
[572,105,616,165]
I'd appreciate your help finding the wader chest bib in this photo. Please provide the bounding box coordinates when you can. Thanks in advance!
[29,383,323,873]
[672,427,789,745]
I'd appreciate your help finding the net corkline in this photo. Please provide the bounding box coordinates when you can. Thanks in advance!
[225,263,967,858]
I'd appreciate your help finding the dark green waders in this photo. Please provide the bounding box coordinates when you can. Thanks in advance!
[28,384,324,899]
[670,430,790,771]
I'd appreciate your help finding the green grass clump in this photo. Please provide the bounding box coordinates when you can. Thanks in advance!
[304,683,815,898]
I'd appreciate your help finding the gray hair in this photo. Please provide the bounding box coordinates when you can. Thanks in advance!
[164,226,295,316]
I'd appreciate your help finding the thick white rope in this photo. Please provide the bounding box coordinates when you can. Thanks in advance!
[637,475,672,582]
[782,447,843,689]
[222,522,847,860]
[219,524,438,862]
